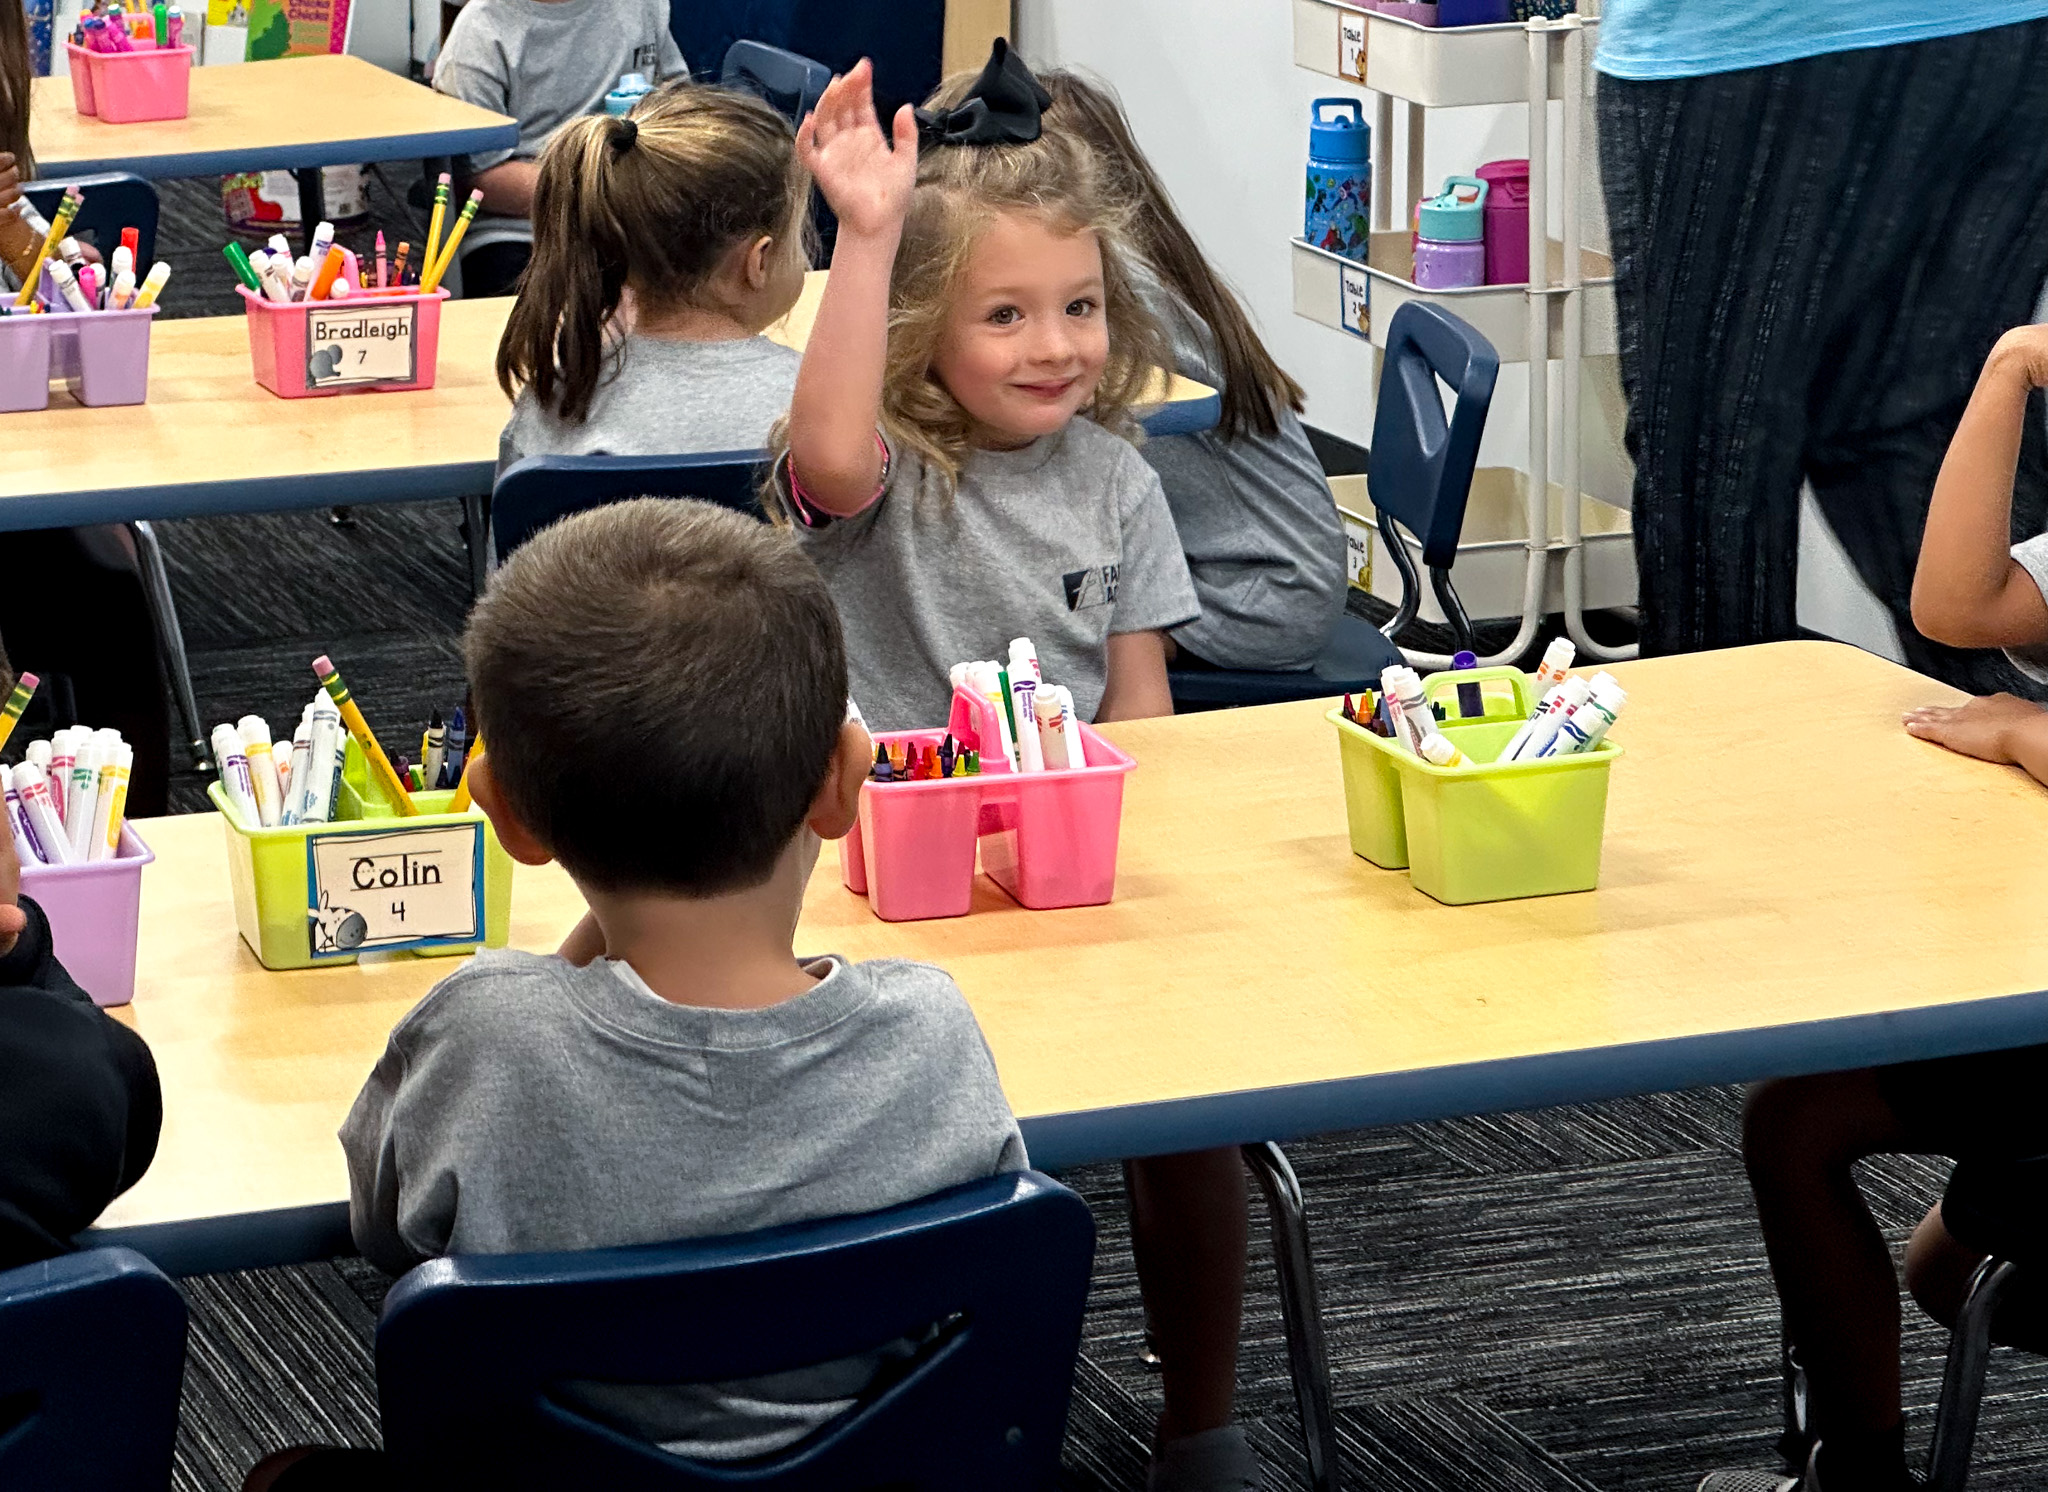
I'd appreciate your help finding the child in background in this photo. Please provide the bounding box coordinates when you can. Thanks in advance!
[431,0,685,296]
[496,86,808,468]
[1038,68,1348,673]
[780,51,1251,1492]
[247,500,1023,1490]
[1696,323,2048,1492]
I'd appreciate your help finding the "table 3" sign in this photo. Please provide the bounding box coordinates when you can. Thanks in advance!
[305,822,484,957]
[304,303,418,390]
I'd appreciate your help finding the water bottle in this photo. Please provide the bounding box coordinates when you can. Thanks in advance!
[1305,98,1372,264]
[1476,158,1530,285]
[603,73,653,117]
[1412,176,1487,290]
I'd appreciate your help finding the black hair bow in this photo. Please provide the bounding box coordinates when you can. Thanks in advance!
[915,39,1051,148]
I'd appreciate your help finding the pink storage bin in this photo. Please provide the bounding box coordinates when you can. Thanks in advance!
[241,285,448,398]
[20,824,155,1008]
[64,42,97,115]
[838,686,1137,922]
[75,43,193,125]
[1371,1,1442,23]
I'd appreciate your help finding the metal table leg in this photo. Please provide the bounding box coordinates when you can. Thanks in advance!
[293,166,327,234]
[1243,1141,1340,1492]
[129,522,208,770]
[462,490,490,597]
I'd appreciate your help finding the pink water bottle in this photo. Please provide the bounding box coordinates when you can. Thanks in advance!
[1411,176,1487,290]
[1476,158,1530,285]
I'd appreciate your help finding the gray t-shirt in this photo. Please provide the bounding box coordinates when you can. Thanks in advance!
[1133,267,1347,671]
[2006,532,2048,683]
[499,334,799,473]
[787,419,1200,731]
[341,947,1025,1459]
[433,0,686,175]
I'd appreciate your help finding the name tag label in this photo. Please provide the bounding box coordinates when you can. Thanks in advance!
[304,304,418,389]
[306,823,482,956]
[1340,264,1370,339]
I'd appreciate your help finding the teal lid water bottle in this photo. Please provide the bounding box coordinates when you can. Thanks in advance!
[604,73,653,116]
[1305,98,1371,264]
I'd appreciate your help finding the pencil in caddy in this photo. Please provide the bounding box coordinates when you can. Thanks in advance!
[210,737,512,969]
[1330,664,1623,905]
[839,686,1136,922]
[240,284,449,398]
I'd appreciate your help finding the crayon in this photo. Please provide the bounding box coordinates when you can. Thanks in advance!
[449,733,482,812]
[310,655,419,815]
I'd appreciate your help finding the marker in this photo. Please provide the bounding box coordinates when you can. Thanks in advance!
[311,655,419,815]
[131,261,171,308]
[420,189,483,294]
[238,716,283,827]
[65,733,112,859]
[288,255,313,303]
[0,672,38,754]
[420,711,445,788]
[308,244,345,301]
[1452,649,1483,719]
[223,241,261,293]
[449,733,481,812]
[375,230,388,290]
[4,767,45,866]
[1418,733,1471,768]
[1509,675,1591,763]
[14,763,73,866]
[968,661,1018,772]
[166,2,182,44]
[298,702,343,825]
[57,235,86,274]
[47,259,92,313]
[89,744,132,860]
[1549,674,1626,756]
[120,226,139,265]
[1052,684,1087,768]
[251,250,292,304]
[423,173,451,285]
[326,280,352,301]
[306,219,335,279]
[47,728,76,823]
[152,1,166,45]
[267,233,293,265]
[1035,684,1070,770]
[280,713,312,825]
[108,270,136,310]
[77,262,99,309]
[110,245,134,284]
[1499,640,1579,761]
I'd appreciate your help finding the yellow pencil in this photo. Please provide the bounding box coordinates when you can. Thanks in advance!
[422,172,451,282]
[310,655,419,816]
[0,672,38,754]
[421,190,483,294]
[13,193,79,307]
[449,733,482,813]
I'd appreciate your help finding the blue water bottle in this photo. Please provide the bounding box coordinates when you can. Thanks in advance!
[604,73,653,116]
[1305,98,1372,264]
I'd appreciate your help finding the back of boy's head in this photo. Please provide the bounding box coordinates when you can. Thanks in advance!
[464,498,847,898]
[497,84,809,423]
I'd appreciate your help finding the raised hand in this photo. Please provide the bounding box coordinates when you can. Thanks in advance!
[796,58,919,242]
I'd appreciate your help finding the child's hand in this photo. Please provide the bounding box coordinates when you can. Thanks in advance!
[1990,324,2048,391]
[797,58,918,242]
[0,828,27,959]
[0,153,20,212]
[1904,693,2048,765]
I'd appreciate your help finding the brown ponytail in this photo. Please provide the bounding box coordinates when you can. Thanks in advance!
[496,84,810,425]
[0,0,34,180]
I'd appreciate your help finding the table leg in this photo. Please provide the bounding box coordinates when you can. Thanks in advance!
[130,521,209,772]
[461,490,490,597]
[294,166,327,233]
[1243,1141,1341,1492]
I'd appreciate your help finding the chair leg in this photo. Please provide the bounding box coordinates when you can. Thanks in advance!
[1376,509,1421,648]
[462,491,491,598]
[1427,566,1476,654]
[128,522,208,771]
[1926,1258,2018,1492]
[1243,1142,1340,1492]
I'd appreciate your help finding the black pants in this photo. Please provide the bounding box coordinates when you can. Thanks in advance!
[459,241,529,299]
[1599,21,2048,692]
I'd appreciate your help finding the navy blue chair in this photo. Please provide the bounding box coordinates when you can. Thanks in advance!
[673,1,946,122]
[1166,300,1498,710]
[22,172,158,270]
[489,451,769,567]
[0,1247,187,1489]
[377,1171,1096,1490]
[720,40,831,126]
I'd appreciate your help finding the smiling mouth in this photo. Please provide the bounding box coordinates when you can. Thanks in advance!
[1015,377,1080,399]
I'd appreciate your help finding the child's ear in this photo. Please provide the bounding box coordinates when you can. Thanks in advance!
[743,234,777,291]
[806,721,871,841]
[466,756,556,867]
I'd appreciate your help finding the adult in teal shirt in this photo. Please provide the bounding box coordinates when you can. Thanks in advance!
[1599,1,2048,700]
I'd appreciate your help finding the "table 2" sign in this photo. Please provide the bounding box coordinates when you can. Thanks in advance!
[306,822,484,957]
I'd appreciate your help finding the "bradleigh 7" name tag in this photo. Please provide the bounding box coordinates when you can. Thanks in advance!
[304,303,418,389]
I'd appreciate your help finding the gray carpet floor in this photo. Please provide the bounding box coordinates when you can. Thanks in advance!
[126,177,2048,1492]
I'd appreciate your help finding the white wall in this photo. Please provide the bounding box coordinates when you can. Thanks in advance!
[1014,0,1907,653]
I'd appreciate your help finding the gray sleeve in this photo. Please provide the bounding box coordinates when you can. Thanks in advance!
[433,15,518,173]
[2006,533,2048,684]
[339,1033,436,1278]
[1109,457,1201,636]
[657,28,687,81]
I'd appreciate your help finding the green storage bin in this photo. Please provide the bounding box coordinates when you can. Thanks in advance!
[1329,664,1622,904]
[213,738,513,969]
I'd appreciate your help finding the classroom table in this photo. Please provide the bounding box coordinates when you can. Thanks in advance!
[84,640,2048,1273]
[31,53,518,226]
[2,271,1221,534]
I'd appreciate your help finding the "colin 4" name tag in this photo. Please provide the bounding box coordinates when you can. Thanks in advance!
[306,822,483,956]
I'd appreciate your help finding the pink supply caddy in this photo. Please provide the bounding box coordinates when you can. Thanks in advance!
[241,284,449,398]
[65,40,193,125]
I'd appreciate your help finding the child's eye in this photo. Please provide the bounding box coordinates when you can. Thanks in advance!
[1066,298,1098,317]
[987,306,1021,326]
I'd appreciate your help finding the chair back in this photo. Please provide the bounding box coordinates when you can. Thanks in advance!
[719,40,832,126]
[377,1170,1096,1491]
[1367,301,1499,571]
[23,173,160,272]
[491,452,768,563]
[0,1247,187,1489]
[672,2,945,121]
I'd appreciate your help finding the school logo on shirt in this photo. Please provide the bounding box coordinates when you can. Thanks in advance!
[631,41,662,74]
[1063,565,1119,611]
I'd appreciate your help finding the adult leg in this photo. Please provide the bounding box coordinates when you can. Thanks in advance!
[1124,1149,1249,1449]
[1597,70,1823,656]
[457,241,531,299]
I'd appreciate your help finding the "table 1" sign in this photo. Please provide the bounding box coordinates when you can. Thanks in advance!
[304,302,418,390]
[306,823,484,957]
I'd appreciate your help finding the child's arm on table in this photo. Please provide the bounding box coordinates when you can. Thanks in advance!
[785,59,919,515]
[1911,325,2048,650]
[472,159,540,219]
[1905,694,2048,788]
[1098,631,1174,722]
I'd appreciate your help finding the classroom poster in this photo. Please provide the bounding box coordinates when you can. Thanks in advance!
[243,0,349,60]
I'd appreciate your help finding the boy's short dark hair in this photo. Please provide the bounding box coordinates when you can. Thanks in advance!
[464,498,847,896]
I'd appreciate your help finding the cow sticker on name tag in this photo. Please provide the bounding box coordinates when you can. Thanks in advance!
[304,302,418,390]
[306,823,483,957]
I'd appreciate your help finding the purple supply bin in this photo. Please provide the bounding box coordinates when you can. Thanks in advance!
[1477,159,1530,286]
[20,824,155,1007]
[0,265,157,412]
[0,314,57,413]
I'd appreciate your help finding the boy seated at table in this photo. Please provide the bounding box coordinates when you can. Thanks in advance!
[430,0,688,295]
[246,499,1024,1491]
[1695,323,2048,1492]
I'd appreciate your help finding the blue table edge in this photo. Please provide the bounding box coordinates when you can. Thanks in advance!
[37,123,520,181]
[83,984,2048,1276]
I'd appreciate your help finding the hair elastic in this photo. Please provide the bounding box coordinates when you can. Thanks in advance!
[611,117,639,154]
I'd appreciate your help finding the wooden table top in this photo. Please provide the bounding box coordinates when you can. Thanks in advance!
[32,53,519,179]
[91,642,2048,1257]
[5,271,1218,526]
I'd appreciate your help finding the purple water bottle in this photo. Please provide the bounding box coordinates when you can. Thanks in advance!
[1412,176,1487,290]
[1305,98,1371,264]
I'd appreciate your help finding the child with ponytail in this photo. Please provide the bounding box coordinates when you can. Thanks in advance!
[496,85,811,467]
